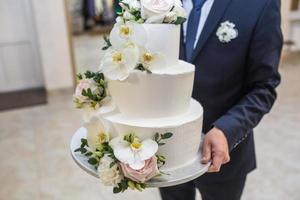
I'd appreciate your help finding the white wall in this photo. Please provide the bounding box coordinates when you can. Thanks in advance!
[32,0,74,91]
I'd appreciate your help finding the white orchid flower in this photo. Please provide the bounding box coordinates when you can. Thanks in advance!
[139,47,166,72]
[100,43,139,81]
[109,136,158,170]
[109,21,147,48]
[85,117,110,152]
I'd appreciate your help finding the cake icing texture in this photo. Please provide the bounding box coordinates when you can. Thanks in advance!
[73,0,204,193]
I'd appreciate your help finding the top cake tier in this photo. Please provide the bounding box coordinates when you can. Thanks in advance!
[142,24,180,66]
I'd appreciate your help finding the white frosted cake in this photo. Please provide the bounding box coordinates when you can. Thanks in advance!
[104,24,203,171]
[72,0,204,192]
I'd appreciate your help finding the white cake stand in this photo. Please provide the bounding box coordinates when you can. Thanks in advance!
[70,127,211,188]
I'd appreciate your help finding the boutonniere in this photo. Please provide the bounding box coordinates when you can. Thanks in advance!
[216,21,238,43]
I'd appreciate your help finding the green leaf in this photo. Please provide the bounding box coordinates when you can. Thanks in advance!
[74,148,81,153]
[113,186,122,194]
[161,132,173,139]
[128,181,135,190]
[154,133,160,142]
[84,70,96,78]
[102,46,109,50]
[74,147,87,154]
[109,161,117,168]
[103,36,112,47]
[85,152,93,157]
[158,142,166,146]
[80,138,88,148]
[76,73,83,80]
[135,183,143,192]
[88,157,98,165]
[80,148,87,154]
[135,63,152,74]
[140,183,146,189]
[121,180,128,191]
[174,17,187,25]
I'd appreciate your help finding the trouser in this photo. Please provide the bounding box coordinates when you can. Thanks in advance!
[159,176,247,200]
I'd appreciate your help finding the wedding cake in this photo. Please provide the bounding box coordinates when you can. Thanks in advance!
[73,0,203,193]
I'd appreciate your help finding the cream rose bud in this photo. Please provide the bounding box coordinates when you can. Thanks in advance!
[123,11,135,20]
[120,156,160,183]
[141,0,175,23]
[98,155,123,186]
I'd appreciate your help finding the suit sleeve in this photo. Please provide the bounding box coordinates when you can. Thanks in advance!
[213,0,283,151]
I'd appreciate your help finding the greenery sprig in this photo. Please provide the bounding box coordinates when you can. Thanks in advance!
[74,138,119,169]
[74,139,100,168]
[113,178,146,193]
[154,132,173,146]
[102,36,112,50]
[135,63,152,74]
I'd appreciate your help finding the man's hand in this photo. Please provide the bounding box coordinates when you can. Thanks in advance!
[202,127,230,173]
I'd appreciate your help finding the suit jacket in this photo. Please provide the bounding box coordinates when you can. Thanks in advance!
[180,0,283,181]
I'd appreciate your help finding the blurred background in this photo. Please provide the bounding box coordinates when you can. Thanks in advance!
[0,0,299,199]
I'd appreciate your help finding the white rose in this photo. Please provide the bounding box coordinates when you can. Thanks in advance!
[98,155,123,186]
[120,0,140,11]
[141,0,175,23]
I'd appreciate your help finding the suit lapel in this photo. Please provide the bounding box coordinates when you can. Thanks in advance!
[190,0,233,62]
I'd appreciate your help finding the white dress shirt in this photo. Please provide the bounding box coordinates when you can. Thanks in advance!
[183,0,215,48]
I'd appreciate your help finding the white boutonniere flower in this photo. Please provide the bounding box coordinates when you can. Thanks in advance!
[216,21,238,43]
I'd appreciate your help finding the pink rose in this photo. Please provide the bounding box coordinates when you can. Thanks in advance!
[74,79,98,103]
[120,156,160,183]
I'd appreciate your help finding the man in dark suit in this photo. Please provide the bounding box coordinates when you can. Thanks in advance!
[160,0,283,199]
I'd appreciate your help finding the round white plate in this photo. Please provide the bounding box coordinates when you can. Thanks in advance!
[70,127,210,188]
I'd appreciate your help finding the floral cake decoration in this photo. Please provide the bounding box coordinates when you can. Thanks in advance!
[74,117,173,193]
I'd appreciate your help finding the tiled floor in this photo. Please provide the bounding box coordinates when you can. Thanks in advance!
[1,35,300,199]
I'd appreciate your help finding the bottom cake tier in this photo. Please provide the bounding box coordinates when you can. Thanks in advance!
[102,99,203,171]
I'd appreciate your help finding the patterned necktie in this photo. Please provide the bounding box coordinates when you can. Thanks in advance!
[185,0,206,61]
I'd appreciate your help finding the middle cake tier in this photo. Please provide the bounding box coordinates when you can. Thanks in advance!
[108,60,195,118]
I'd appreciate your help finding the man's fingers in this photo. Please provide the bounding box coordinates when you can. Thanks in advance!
[208,152,224,173]
[201,139,211,164]
[224,154,230,164]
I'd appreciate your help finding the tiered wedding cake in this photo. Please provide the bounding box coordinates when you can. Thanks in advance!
[72,0,203,192]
